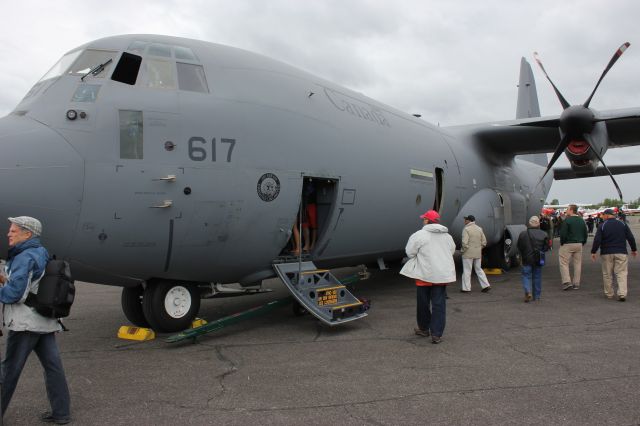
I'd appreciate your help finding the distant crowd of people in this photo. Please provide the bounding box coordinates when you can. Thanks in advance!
[401,205,637,345]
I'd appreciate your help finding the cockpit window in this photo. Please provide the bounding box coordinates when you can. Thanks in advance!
[174,46,197,61]
[126,40,199,62]
[177,63,209,93]
[127,41,147,55]
[67,49,117,77]
[38,50,83,82]
[144,59,176,90]
[119,40,206,93]
[112,52,142,85]
[147,43,172,58]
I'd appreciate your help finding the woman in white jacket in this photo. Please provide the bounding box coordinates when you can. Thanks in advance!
[400,210,456,344]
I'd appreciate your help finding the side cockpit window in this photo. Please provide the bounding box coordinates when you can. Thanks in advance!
[112,52,142,85]
[119,110,143,159]
[39,50,83,82]
[177,63,209,93]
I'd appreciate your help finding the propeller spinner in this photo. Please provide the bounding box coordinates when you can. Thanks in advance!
[535,42,630,200]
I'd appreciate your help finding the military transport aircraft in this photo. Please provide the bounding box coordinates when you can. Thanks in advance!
[1,35,639,332]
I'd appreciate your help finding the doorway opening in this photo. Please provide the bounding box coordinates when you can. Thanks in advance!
[433,167,444,212]
[281,177,338,257]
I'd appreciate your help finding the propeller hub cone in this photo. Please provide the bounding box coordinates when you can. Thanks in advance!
[559,106,595,136]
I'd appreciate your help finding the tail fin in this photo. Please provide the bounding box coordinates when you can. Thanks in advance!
[516,57,540,118]
[516,57,548,166]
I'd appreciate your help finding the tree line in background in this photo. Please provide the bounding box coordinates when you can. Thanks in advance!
[546,197,640,209]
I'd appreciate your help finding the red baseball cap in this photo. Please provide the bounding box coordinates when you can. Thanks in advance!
[420,210,440,222]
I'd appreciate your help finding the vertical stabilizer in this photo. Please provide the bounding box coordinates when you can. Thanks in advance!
[516,57,540,118]
[516,57,547,166]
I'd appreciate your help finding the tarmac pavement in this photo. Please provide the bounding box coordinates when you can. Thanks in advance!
[2,219,640,425]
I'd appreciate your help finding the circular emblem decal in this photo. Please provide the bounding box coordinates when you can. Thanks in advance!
[257,173,281,202]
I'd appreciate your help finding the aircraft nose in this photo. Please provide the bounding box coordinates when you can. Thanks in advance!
[0,115,84,256]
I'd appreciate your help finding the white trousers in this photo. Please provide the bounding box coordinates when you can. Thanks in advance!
[462,258,490,291]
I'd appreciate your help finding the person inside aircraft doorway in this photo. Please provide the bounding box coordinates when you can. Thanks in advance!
[400,210,456,344]
[301,181,317,253]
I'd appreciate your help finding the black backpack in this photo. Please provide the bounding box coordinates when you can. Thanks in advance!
[25,259,75,318]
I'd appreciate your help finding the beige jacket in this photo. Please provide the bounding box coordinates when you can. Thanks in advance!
[461,222,487,259]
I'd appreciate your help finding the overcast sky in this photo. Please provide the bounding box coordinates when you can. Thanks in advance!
[1,0,639,204]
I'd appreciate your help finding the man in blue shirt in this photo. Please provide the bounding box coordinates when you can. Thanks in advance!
[591,209,638,301]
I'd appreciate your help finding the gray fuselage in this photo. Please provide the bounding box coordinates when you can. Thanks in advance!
[0,35,550,287]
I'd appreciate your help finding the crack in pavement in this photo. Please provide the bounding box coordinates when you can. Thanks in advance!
[501,336,574,379]
[344,405,386,426]
[195,372,640,414]
[208,345,238,403]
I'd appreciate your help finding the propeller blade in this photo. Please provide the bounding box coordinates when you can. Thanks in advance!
[533,52,571,110]
[588,137,624,200]
[583,42,631,108]
[537,135,571,186]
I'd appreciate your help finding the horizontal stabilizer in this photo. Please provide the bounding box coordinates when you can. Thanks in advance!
[553,164,640,180]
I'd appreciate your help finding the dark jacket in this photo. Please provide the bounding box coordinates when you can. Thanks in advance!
[560,215,587,245]
[517,228,550,266]
[591,218,637,255]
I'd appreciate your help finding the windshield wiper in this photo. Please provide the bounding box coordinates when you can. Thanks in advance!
[81,58,113,81]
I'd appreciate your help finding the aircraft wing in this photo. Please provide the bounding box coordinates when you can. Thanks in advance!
[598,108,640,147]
[553,164,640,180]
[446,107,640,156]
[446,116,560,156]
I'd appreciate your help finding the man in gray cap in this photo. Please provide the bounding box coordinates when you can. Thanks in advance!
[0,217,71,424]
[517,216,550,302]
[591,209,637,301]
[460,215,491,293]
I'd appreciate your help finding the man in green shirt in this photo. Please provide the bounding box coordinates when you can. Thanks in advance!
[559,204,588,290]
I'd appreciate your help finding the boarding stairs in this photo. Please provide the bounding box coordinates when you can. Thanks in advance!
[272,261,368,325]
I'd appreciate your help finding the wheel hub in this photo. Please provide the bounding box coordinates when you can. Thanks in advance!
[164,286,192,319]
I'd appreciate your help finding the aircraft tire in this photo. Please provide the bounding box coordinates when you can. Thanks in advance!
[510,252,522,268]
[484,239,512,271]
[121,285,150,328]
[142,280,201,333]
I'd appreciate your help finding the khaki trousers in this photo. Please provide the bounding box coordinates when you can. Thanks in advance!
[601,254,629,297]
[559,243,583,287]
[461,258,490,291]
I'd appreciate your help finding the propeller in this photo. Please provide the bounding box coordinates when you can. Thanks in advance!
[585,133,624,199]
[534,42,630,199]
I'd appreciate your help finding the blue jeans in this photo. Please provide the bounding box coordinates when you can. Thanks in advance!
[521,265,543,300]
[416,286,447,337]
[1,331,70,420]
